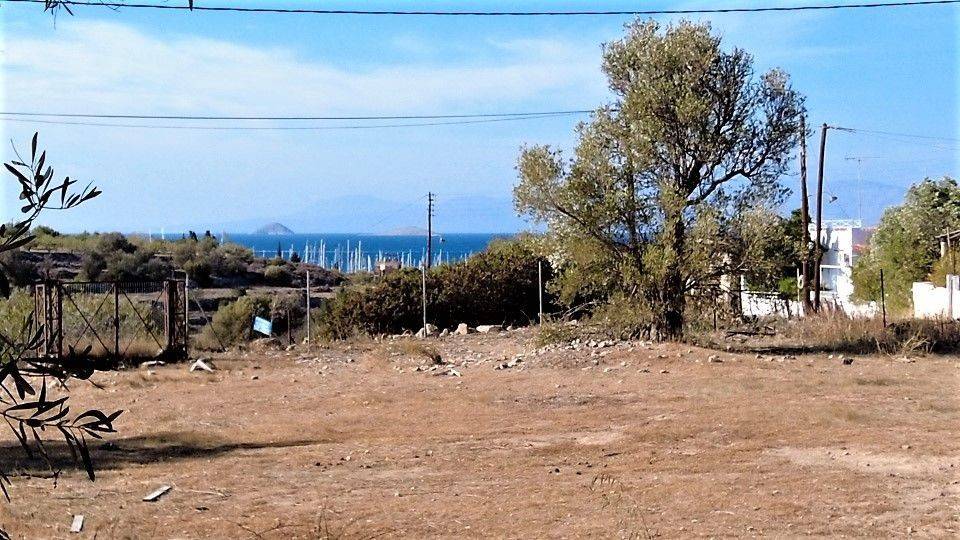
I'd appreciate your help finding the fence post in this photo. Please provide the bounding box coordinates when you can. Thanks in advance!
[54,282,63,358]
[306,270,311,344]
[421,265,427,338]
[184,274,190,354]
[538,260,544,325]
[114,282,121,359]
[880,269,887,328]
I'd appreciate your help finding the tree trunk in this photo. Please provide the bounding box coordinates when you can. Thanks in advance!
[657,214,686,340]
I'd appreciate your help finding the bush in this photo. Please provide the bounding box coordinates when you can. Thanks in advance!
[263,264,294,286]
[0,288,34,341]
[200,295,271,349]
[319,239,548,339]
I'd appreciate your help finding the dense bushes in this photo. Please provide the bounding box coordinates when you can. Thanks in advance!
[320,239,549,338]
[200,295,271,348]
[81,233,172,282]
[173,237,253,287]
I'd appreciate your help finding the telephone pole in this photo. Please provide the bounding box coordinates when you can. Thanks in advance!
[799,117,812,312]
[813,123,829,311]
[426,192,434,269]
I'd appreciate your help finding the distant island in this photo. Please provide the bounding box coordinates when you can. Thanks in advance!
[383,226,440,236]
[254,222,294,235]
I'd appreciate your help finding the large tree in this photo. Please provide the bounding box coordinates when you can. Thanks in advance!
[515,20,804,338]
[853,176,960,311]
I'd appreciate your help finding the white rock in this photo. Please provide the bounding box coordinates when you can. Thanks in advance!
[476,325,502,334]
[416,324,438,338]
[454,323,472,335]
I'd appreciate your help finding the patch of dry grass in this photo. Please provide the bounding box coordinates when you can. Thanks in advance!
[740,313,960,355]
[393,340,443,364]
[853,376,900,387]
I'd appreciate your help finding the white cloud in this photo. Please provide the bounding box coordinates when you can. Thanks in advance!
[4,20,607,116]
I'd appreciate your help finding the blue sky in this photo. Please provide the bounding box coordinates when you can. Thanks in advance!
[1,0,957,233]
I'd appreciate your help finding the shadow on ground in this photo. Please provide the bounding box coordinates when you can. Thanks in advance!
[0,431,331,475]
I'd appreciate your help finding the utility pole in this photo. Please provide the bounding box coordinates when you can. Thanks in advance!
[426,192,434,269]
[814,123,829,312]
[799,116,812,313]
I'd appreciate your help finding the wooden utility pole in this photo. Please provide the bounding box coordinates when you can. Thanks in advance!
[799,117,812,312]
[426,192,434,269]
[813,123,829,311]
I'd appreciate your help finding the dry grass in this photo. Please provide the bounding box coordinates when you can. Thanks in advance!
[737,312,960,355]
[853,376,900,386]
[393,340,443,364]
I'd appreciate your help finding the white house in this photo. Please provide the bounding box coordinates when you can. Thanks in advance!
[811,219,873,310]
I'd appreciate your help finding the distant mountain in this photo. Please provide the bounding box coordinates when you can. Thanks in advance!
[254,222,294,235]
[384,226,439,236]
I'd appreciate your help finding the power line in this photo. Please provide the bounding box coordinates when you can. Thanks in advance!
[0,109,591,121]
[832,126,960,143]
[0,113,583,130]
[7,0,960,16]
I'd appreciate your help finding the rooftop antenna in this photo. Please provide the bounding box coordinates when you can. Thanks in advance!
[844,155,880,224]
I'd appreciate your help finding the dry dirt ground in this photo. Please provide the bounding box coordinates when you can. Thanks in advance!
[1,329,958,538]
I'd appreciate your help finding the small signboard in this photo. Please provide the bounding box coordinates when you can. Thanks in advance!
[253,316,273,336]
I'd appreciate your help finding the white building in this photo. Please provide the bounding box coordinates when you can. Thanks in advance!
[740,219,876,318]
[811,219,873,308]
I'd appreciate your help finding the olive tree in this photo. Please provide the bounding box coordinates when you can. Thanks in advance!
[515,20,804,338]
[1,134,121,505]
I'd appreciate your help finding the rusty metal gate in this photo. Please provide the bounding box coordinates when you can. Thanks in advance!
[33,279,187,361]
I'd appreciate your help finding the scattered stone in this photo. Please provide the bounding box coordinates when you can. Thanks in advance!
[495,357,523,370]
[842,357,854,365]
[70,515,84,534]
[416,324,438,338]
[660,369,669,374]
[708,354,723,363]
[454,323,472,335]
[140,360,165,368]
[476,325,502,334]
[189,358,216,373]
[439,328,450,337]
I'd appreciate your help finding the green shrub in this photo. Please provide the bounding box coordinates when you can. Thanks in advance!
[0,289,35,342]
[319,239,548,339]
[263,264,293,286]
[200,295,271,349]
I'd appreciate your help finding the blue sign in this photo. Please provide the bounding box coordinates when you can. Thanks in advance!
[253,317,273,336]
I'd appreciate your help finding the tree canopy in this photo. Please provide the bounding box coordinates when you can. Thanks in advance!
[515,19,804,337]
[853,176,960,311]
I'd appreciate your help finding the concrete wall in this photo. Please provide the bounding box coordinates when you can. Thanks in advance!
[913,275,960,319]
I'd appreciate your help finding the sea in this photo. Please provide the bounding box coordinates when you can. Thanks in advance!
[222,233,510,272]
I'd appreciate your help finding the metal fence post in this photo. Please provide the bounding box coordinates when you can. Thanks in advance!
[114,281,121,359]
[880,269,887,328]
[306,270,311,344]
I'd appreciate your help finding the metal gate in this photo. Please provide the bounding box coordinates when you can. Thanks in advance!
[33,279,188,361]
